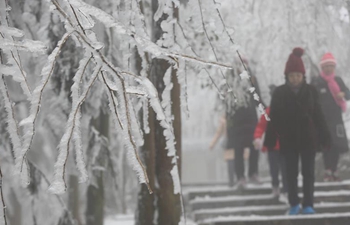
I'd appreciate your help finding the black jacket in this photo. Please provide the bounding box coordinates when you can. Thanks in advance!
[311,76,350,153]
[264,82,331,152]
[226,76,260,149]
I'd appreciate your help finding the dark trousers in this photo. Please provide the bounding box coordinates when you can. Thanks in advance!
[268,151,288,193]
[227,160,235,186]
[284,150,315,207]
[235,144,259,180]
[323,150,339,172]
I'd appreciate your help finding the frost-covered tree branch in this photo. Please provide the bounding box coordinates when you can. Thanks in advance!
[0,165,7,225]
[19,32,72,178]
[0,0,268,199]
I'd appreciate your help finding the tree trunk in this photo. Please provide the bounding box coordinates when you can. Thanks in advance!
[136,107,156,225]
[85,175,104,225]
[136,1,182,224]
[152,58,181,225]
[152,1,182,224]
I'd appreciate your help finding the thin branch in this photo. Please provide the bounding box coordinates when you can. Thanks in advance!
[69,4,87,35]
[79,54,93,90]
[176,21,223,97]
[0,45,25,181]
[51,0,233,70]
[61,65,102,189]
[51,0,153,193]
[197,0,236,100]
[21,32,73,172]
[0,36,32,98]
[197,0,219,61]
[100,71,124,129]
[212,0,267,111]
[120,76,152,194]
[2,0,31,96]
[9,51,32,96]
[0,165,8,225]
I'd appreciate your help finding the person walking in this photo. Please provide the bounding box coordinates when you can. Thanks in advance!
[311,53,350,181]
[210,115,236,187]
[253,85,288,198]
[225,61,261,188]
[264,47,331,215]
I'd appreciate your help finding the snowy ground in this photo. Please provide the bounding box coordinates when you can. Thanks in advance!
[104,215,134,225]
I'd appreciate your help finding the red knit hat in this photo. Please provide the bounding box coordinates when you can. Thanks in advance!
[284,47,305,76]
[320,52,336,66]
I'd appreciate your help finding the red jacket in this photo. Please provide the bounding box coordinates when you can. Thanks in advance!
[254,107,280,152]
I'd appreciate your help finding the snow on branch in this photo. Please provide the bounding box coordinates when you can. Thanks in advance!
[0,64,15,76]
[100,72,123,130]
[100,69,152,194]
[69,53,93,183]
[175,59,190,118]
[138,77,177,158]
[46,0,156,193]
[49,63,102,194]
[19,32,72,183]
[57,0,233,70]
[0,24,41,98]
[195,0,237,102]
[0,75,26,176]
[0,25,25,38]
[210,0,269,119]
[0,39,46,54]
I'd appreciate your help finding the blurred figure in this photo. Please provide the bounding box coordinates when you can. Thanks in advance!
[253,84,287,198]
[311,53,350,181]
[225,58,261,188]
[264,47,331,215]
[209,115,236,187]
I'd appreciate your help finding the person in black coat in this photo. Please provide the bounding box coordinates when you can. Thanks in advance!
[311,52,350,181]
[264,48,331,215]
[225,62,261,188]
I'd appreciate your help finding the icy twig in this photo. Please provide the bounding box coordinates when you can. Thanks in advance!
[53,0,233,70]
[1,0,31,97]
[211,0,268,118]
[49,65,101,194]
[0,166,7,225]
[100,71,123,130]
[197,0,236,101]
[50,0,153,193]
[20,32,72,175]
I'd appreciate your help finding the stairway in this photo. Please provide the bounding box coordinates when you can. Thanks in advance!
[185,180,350,225]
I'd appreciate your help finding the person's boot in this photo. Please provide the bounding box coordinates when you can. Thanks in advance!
[323,170,333,182]
[249,174,261,185]
[332,171,342,182]
[302,206,315,214]
[272,187,280,198]
[237,178,247,190]
[288,205,300,215]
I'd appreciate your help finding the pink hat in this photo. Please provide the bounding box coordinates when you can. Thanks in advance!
[320,53,336,66]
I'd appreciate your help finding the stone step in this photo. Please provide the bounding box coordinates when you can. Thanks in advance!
[186,180,350,200]
[190,190,350,211]
[182,178,272,188]
[193,202,350,221]
[197,212,350,225]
